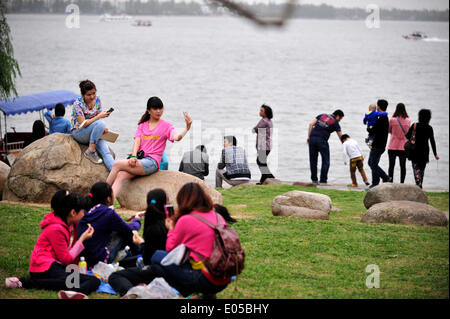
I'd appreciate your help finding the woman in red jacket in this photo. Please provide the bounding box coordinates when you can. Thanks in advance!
[5,190,100,299]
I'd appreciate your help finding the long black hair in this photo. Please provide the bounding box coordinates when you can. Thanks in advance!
[144,188,167,222]
[143,189,168,263]
[51,190,85,224]
[214,204,236,224]
[138,96,164,124]
[84,182,113,211]
[261,104,273,120]
[418,109,432,125]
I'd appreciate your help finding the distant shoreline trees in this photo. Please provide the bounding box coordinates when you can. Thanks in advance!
[4,0,449,22]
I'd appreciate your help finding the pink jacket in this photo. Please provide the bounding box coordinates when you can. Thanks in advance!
[388,117,411,151]
[29,212,84,273]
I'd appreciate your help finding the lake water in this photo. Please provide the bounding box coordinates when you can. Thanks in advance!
[6,14,449,190]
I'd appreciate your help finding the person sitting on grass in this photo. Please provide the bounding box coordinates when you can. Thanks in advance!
[77,182,143,268]
[108,189,169,297]
[44,103,71,134]
[5,190,100,299]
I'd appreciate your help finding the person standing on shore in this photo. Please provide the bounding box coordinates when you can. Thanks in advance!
[307,109,344,184]
[387,103,410,183]
[341,134,370,187]
[405,109,439,189]
[253,104,275,184]
[366,99,390,190]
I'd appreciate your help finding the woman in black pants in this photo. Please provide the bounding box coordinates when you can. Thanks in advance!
[405,109,439,188]
[109,189,168,297]
[253,104,275,184]
[387,103,411,183]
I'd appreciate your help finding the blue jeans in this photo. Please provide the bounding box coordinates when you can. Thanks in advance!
[150,250,228,297]
[139,157,159,176]
[72,120,114,171]
[309,135,330,183]
[368,148,389,186]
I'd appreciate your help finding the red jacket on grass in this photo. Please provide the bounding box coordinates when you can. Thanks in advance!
[29,212,84,273]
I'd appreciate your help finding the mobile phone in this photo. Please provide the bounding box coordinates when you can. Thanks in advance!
[107,107,114,113]
[165,205,174,217]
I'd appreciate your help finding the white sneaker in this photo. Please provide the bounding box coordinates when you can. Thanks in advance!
[58,290,89,299]
[84,149,103,164]
[5,277,22,289]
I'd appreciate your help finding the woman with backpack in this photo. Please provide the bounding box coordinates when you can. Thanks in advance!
[150,183,233,298]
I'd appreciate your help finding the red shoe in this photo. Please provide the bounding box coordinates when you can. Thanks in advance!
[58,290,89,299]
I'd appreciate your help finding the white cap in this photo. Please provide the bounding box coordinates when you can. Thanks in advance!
[80,257,85,261]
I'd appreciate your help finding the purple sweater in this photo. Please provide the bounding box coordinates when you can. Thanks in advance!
[78,204,141,267]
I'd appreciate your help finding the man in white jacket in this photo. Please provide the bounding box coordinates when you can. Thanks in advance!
[342,134,370,187]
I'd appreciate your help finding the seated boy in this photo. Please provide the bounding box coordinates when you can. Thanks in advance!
[363,104,387,148]
[44,103,71,134]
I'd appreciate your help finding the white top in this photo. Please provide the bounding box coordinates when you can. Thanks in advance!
[343,139,363,161]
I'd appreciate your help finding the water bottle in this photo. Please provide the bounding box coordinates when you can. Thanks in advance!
[78,257,87,275]
[114,245,130,263]
[136,254,144,270]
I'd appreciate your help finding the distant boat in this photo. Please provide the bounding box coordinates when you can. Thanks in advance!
[100,14,133,22]
[402,31,428,40]
[132,20,152,27]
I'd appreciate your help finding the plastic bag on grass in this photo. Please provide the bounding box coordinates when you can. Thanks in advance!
[124,278,179,299]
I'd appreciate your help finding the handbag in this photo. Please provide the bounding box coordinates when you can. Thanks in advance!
[404,122,417,160]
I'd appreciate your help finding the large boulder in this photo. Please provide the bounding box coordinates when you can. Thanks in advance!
[361,201,448,227]
[363,183,428,209]
[3,133,113,203]
[0,161,11,200]
[272,190,332,220]
[116,170,223,211]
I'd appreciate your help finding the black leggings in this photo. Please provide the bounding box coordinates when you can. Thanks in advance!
[256,150,275,183]
[108,266,156,297]
[20,262,100,295]
[388,150,407,183]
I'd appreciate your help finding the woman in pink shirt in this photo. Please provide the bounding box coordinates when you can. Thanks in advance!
[150,183,231,298]
[388,103,411,183]
[106,97,192,198]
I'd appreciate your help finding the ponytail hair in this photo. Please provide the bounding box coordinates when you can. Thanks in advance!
[144,189,167,222]
[138,96,164,124]
[84,182,113,212]
[51,190,85,224]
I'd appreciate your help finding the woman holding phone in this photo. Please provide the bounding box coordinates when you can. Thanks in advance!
[106,96,192,199]
[71,80,115,170]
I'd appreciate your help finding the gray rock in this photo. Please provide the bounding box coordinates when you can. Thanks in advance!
[0,161,11,200]
[263,178,282,185]
[363,183,428,209]
[117,170,223,211]
[3,133,114,203]
[361,200,448,227]
[272,190,332,220]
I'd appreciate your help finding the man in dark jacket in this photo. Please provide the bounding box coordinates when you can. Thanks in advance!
[366,99,390,190]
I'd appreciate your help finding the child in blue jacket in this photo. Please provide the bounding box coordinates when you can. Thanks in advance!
[363,104,387,148]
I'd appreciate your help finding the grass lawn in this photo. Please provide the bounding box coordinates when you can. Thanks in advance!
[0,184,448,299]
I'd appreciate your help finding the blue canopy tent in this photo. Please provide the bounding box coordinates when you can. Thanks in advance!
[0,90,79,116]
[0,90,80,165]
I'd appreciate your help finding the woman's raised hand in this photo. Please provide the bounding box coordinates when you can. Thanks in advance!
[98,111,110,119]
[184,112,192,130]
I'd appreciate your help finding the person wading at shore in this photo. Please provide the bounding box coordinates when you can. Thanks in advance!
[307,109,344,185]
[106,97,192,199]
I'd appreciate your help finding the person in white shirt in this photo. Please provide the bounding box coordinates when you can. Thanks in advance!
[342,134,370,187]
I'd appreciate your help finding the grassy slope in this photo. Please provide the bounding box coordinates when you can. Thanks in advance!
[0,185,448,299]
